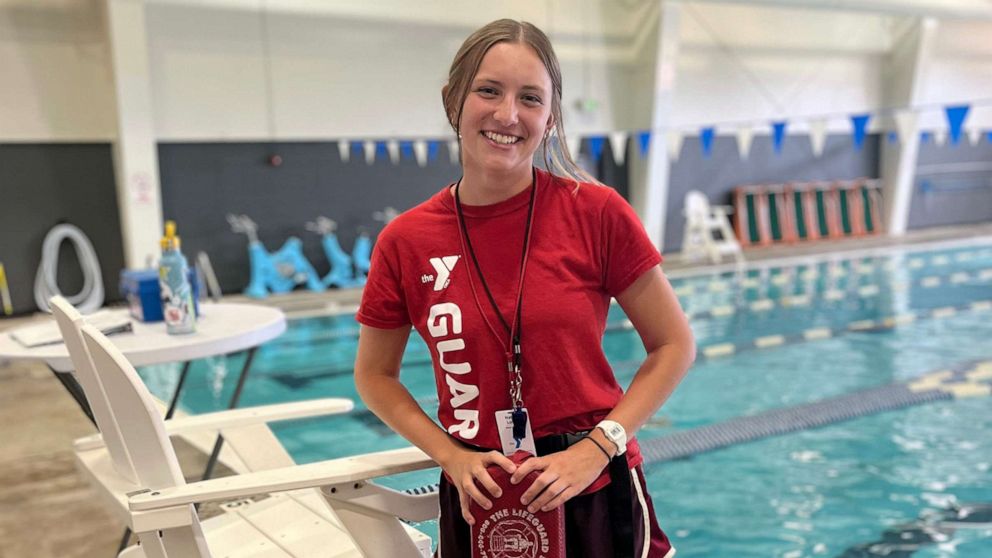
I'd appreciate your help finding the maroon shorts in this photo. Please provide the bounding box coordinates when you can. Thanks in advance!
[436,462,675,558]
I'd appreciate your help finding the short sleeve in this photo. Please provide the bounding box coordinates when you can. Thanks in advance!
[356,231,411,328]
[600,190,662,297]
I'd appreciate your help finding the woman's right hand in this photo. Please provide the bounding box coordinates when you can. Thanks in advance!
[440,448,517,525]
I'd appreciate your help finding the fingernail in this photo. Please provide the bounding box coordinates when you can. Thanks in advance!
[484,503,491,510]
[528,506,537,513]
[494,491,502,498]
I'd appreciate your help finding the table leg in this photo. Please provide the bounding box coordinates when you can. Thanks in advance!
[164,361,193,420]
[49,366,96,425]
[200,347,257,481]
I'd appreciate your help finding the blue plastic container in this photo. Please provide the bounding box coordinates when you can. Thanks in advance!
[120,268,199,322]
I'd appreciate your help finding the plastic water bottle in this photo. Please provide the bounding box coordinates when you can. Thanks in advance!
[159,221,196,334]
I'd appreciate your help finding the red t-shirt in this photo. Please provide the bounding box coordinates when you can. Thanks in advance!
[357,168,662,478]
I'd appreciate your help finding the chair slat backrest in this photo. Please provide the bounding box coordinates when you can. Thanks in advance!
[79,322,211,556]
[49,296,138,483]
[79,323,187,490]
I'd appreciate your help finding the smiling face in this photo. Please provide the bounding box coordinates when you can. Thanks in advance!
[457,42,554,187]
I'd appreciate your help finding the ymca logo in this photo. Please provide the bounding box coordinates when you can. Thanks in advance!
[423,256,460,291]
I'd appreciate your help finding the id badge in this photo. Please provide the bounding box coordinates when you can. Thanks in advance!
[495,408,537,457]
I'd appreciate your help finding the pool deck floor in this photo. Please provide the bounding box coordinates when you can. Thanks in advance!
[2,222,991,557]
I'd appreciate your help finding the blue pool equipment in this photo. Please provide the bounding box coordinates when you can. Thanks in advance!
[351,233,371,286]
[350,206,399,284]
[305,217,361,288]
[228,214,324,298]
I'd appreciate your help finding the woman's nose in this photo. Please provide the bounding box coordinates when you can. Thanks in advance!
[493,97,519,126]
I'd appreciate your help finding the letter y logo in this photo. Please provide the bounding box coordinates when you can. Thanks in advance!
[429,256,460,291]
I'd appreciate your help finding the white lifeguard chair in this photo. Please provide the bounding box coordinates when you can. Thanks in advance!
[681,190,744,265]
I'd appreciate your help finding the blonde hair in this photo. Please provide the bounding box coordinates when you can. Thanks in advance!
[442,19,597,186]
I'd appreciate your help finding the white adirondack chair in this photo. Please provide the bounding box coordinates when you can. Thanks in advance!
[681,190,744,265]
[50,297,437,557]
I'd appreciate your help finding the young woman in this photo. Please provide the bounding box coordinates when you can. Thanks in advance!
[354,19,694,557]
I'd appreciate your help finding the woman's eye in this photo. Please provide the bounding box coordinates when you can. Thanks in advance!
[476,87,498,97]
[523,95,543,105]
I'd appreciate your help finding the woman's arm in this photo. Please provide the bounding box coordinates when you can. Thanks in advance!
[354,324,516,525]
[512,265,695,512]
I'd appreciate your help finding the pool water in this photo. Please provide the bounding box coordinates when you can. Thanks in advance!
[140,240,992,557]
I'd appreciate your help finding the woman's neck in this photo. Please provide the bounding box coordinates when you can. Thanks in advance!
[454,166,534,206]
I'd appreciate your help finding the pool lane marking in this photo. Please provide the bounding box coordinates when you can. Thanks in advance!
[771,274,790,286]
[803,328,832,341]
[932,307,957,319]
[702,343,735,358]
[634,360,991,466]
[857,285,880,297]
[754,335,785,348]
[694,300,992,361]
[848,320,877,331]
[932,255,951,266]
[675,268,989,323]
[750,299,775,311]
[710,305,736,317]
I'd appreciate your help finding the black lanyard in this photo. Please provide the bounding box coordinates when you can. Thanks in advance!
[453,168,537,417]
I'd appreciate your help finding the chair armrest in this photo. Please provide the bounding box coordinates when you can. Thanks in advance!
[73,398,354,451]
[162,398,354,435]
[129,446,435,511]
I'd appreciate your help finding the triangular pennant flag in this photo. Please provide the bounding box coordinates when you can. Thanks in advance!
[735,125,754,160]
[933,128,947,146]
[667,130,684,161]
[637,130,651,157]
[850,113,871,150]
[566,136,581,160]
[337,140,350,163]
[944,104,970,145]
[447,139,460,164]
[895,110,918,144]
[428,140,440,161]
[386,140,400,164]
[967,128,982,146]
[363,141,376,165]
[699,127,715,158]
[413,140,428,168]
[771,121,787,154]
[400,141,414,161]
[588,136,605,163]
[808,118,828,157]
[609,132,628,165]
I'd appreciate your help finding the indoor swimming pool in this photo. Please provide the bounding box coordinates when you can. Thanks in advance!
[139,237,992,557]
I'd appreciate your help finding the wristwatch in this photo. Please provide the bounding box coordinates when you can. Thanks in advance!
[595,420,626,456]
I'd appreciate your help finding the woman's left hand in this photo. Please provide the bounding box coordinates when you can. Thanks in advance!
[510,439,611,513]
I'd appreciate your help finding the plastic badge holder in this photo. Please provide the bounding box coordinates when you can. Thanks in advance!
[470,451,565,558]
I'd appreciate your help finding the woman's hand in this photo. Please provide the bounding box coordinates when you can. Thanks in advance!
[510,438,611,514]
[439,448,517,526]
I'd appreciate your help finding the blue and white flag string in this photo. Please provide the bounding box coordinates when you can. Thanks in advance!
[337,97,992,166]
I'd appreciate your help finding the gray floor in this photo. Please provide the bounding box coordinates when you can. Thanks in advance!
[2,223,991,558]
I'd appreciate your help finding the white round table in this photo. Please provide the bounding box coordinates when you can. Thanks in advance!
[0,302,286,372]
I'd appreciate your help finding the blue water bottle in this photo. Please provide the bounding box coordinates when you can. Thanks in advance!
[159,221,196,334]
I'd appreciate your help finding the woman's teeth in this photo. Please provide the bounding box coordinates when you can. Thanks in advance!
[483,131,520,145]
